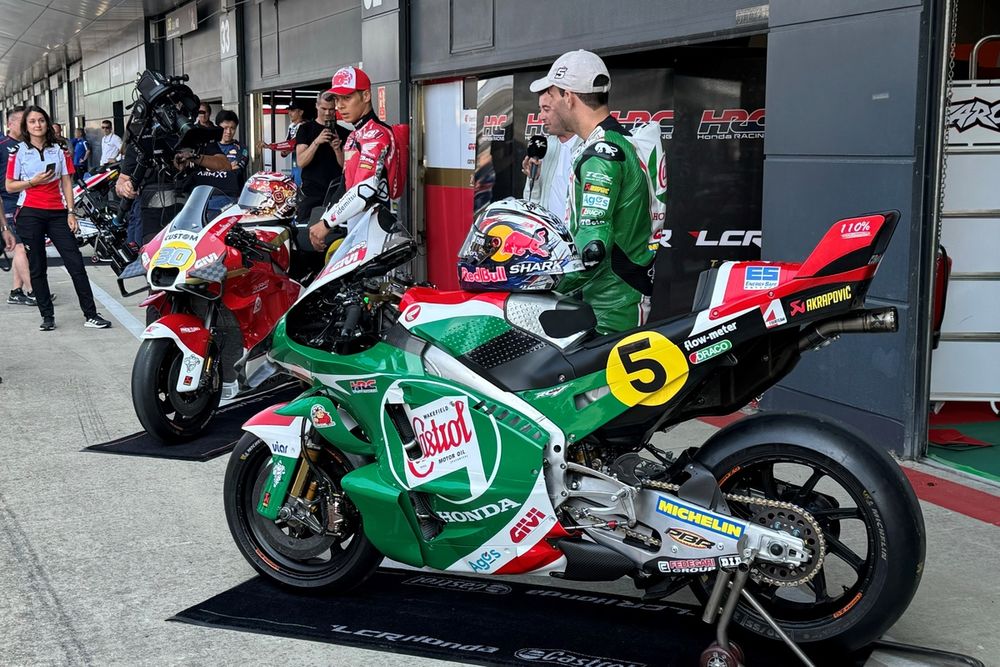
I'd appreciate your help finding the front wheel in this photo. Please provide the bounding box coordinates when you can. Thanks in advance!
[224,434,383,591]
[131,338,221,443]
[692,421,925,653]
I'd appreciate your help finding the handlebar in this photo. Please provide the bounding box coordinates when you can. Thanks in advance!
[225,225,281,263]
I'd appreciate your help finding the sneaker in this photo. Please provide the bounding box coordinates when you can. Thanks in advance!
[84,314,112,329]
[39,316,55,331]
[7,288,31,305]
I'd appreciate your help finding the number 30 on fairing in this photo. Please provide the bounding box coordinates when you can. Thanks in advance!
[606,332,689,407]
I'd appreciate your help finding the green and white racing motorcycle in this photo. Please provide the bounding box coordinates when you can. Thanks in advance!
[224,192,924,663]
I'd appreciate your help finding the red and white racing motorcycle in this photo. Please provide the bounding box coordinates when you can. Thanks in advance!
[118,172,302,443]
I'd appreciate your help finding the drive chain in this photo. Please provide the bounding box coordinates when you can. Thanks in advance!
[641,480,826,587]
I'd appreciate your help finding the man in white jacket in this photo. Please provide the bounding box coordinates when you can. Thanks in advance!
[520,93,581,221]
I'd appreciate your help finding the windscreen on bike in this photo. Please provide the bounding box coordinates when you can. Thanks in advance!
[168,184,226,232]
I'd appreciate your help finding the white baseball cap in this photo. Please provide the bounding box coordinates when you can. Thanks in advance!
[529,50,612,94]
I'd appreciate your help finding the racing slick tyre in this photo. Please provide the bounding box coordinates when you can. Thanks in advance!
[131,338,222,443]
[224,434,383,591]
[691,413,925,654]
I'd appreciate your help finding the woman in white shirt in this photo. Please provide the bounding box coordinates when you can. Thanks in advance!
[5,106,111,331]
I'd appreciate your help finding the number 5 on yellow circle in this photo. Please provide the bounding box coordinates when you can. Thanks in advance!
[607,331,689,407]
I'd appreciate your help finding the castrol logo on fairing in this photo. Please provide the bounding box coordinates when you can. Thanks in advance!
[405,397,487,493]
[409,399,474,477]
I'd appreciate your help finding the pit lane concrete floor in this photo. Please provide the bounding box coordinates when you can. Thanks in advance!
[0,248,998,667]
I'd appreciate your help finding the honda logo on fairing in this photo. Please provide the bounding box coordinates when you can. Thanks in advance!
[689,230,761,247]
[514,648,645,667]
[437,498,520,523]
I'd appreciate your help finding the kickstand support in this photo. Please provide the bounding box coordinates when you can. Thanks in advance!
[739,587,816,667]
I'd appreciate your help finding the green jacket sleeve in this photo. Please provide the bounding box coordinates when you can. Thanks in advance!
[558,145,622,294]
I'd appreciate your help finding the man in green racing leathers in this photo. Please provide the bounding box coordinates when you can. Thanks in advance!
[529,50,655,335]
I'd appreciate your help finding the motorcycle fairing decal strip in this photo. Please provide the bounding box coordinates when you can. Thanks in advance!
[446,473,562,575]
[688,262,756,336]
[400,299,506,331]
[243,414,305,459]
[796,213,887,278]
[141,318,209,393]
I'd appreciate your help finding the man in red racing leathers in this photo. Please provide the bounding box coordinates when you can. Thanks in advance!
[309,66,401,251]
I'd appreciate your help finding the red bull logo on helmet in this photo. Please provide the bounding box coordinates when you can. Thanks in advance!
[486,224,550,261]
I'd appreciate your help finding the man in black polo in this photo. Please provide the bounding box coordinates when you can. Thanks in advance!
[294,91,345,222]
[189,109,250,218]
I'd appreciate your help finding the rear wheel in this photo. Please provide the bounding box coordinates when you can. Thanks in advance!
[224,434,382,591]
[131,338,221,443]
[693,439,924,653]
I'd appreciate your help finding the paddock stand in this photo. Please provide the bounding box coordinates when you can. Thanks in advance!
[698,557,983,667]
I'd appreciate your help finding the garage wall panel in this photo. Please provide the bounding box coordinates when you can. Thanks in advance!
[765,8,922,157]
[411,0,772,78]
[762,157,914,303]
[245,0,361,90]
[770,0,921,26]
[759,3,929,455]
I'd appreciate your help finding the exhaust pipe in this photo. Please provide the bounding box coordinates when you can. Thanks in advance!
[798,307,897,352]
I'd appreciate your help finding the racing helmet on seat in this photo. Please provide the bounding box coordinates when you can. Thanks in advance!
[237,172,298,219]
[457,198,583,292]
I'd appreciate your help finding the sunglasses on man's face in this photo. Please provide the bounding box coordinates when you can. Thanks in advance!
[102,126,111,129]
[199,111,208,116]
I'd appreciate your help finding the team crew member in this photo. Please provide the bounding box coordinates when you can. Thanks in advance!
[5,106,111,331]
[99,120,122,166]
[530,50,654,334]
[309,66,400,250]
[295,91,344,222]
[116,122,229,243]
[1,106,35,306]
[190,110,250,217]
[521,106,581,221]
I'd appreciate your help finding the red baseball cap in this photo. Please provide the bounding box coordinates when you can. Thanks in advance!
[327,66,371,95]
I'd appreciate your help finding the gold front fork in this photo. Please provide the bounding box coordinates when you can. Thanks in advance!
[288,446,320,499]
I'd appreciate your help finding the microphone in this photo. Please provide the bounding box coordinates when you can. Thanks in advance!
[526,135,548,195]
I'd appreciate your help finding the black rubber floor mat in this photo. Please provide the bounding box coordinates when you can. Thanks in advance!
[82,383,301,461]
[170,568,876,666]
